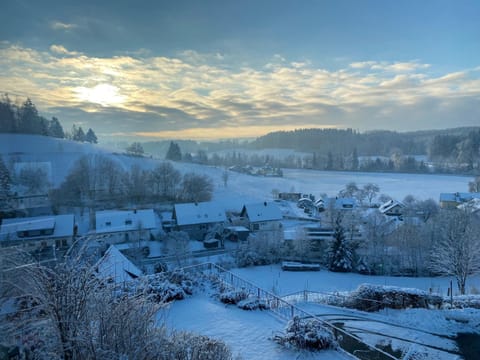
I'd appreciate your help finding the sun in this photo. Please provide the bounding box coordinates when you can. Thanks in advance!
[74,83,125,107]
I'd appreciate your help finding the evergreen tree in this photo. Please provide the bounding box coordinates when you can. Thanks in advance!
[73,126,86,142]
[126,142,144,156]
[48,117,65,138]
[352,148,359,171]
[18,98,41,134]
[165,141,182,161]
[329,215,353,272]
[326,151,333,170]
[0,156,12,200]
[85,128,98,144]
[0,94,16,133]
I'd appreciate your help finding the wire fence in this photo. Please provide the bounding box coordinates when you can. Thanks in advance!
[181,262,399,360]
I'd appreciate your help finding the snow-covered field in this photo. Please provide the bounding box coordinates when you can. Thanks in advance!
[1,134,472,206]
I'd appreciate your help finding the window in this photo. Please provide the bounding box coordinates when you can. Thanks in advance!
[106,221,111,226]
[125,220,133,225]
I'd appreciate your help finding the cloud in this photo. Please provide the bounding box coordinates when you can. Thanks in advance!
[50,21,78,31]
[49,45,80,56]
[0,43,478,140]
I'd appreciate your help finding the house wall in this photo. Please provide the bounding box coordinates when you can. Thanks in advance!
[176,222,221,240]
[1,235,72,251]
[249,220,282,232]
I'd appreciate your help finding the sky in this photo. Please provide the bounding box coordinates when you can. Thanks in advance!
[0,0,479,142]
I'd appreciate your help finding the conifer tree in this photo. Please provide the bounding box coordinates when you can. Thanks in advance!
[329,215,353,272]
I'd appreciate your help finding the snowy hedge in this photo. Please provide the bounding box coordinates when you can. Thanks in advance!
[274,317,338,351]
[449,295,480,309]
[237,297,269,310]
[344,284,443,312]
[218,289,249,304]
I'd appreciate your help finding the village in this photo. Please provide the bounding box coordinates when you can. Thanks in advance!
[2,184,480,285]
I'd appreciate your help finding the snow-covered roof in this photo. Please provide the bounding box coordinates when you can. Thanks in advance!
[241,202,283,222]
[96,209,156,234]
[94,245,143,284]
[439,192,480,203]
[379,199,404,214]
[457,198,480,212]
[0,214,74,242]
[173,202,226,226]
[324,197,357,210]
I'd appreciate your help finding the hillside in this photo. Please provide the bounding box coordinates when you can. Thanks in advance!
[248,127,480,156]
[1,134,471,209]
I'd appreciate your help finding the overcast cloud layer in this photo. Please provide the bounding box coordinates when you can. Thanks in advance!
[1,1,479,141]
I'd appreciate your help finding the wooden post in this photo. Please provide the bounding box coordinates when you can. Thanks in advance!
[450,280,453,307]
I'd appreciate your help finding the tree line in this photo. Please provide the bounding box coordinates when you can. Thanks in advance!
[0,95,98,143]
[50,154,214,211]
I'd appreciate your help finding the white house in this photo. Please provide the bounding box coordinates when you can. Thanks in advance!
[95,209,157,243]
[172,202,227,240]
[439,192,480,209]
[240,201,283,232]
[0,214,75,249]
[379,200,405,217]
[94,245,143,285]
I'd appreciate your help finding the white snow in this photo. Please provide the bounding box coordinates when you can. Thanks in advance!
[166,266,480,359]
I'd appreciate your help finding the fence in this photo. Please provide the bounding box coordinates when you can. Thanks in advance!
[181,262,398,360]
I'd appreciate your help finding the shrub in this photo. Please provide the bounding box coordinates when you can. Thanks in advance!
[274,317,338,350]
[344,284,443,312]
[219,289,249,304]
[237,297,269,310]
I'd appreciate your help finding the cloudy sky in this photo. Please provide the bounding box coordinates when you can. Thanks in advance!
[1,0,479,141]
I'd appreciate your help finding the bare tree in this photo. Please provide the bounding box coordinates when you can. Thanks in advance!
[1,247,232,359]
[362,183,380,206]
[180,172,214,202]
[429,209,480,294]
[222,168,229,188]
[469,175,480,193]
[149,162,181,200]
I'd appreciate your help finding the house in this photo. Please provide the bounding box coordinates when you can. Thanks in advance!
[94,245,143,285]
[0,214,75,250]
[95,209,157,243]
[379,200,405,217]
[172,202,226,240]
[240,201,283,232]
[278,192,302,201]
[439,192,480,209]
[321,197,357,219]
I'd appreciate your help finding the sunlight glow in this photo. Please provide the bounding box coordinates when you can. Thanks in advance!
[74,83,125,107]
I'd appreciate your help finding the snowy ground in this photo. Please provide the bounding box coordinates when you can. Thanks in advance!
[165,265,480,359]
[164,292,353,360]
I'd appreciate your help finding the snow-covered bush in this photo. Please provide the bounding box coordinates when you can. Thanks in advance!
[237,297,269,310]
[132,269,197,303]
[450,295,480,309]
[234,232,284,267]
[344,284,443,311]
[402,346,430,360]
[219,289,249,304]
[274,317,338,351]
[163,331,232,360]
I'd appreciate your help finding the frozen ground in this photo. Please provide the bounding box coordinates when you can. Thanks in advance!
[165,266,480,359]
[164,293,353,360]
